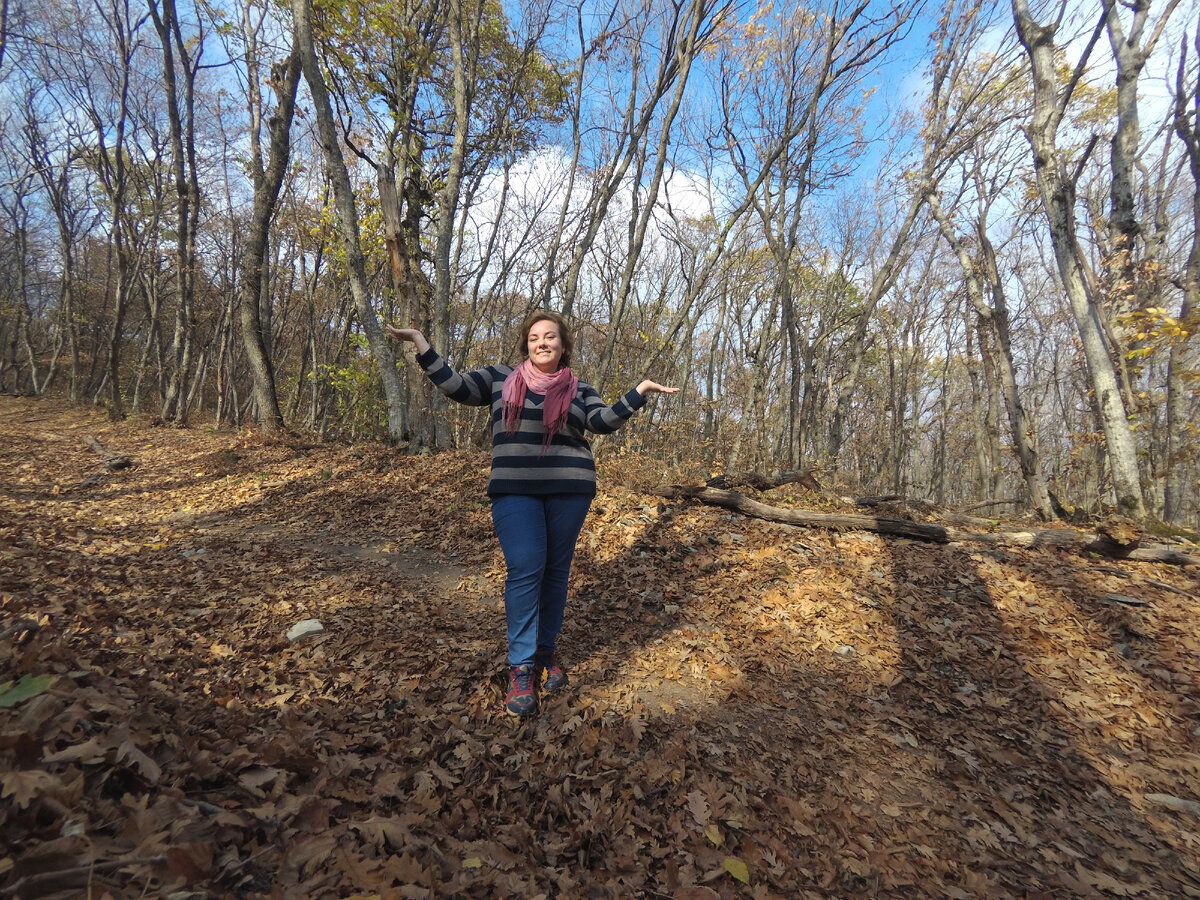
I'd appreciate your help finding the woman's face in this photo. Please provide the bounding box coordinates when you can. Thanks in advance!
[526,319,564,373]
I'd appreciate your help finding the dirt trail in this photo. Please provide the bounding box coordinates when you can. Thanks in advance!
[1,396,469,590]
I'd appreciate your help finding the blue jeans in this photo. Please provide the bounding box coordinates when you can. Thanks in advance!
[491,493,593,667]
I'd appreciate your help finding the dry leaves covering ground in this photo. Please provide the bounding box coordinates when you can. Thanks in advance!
[2,396,1200,900]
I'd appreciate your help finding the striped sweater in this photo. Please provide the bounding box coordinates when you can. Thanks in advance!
[416,347,647,497]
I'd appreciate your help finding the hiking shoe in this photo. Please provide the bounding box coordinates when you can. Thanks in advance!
[536,650,568,693]
[506,664,538,717]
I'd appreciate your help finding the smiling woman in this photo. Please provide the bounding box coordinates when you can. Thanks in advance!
[385,310,678,717]
[525,317,566,373]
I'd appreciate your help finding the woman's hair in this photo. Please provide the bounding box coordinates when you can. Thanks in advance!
[516,310,574,369]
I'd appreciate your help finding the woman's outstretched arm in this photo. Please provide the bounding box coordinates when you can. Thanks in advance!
[386,324,501,407]
[385,325,431,355]
[635,380,680,396]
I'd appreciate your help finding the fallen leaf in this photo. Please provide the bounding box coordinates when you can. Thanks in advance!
[723,856,750,883]
[687,790,711,826]
[0,674,56,708]
[0,770,60,809]
[42,736,108,766]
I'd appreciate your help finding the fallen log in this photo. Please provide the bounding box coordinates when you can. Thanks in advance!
[654,484,1198,566]
[84,435,132,470]
[660,484,959,541]
[847,496,1008,531]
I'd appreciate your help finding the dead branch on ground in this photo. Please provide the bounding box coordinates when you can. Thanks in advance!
[654,484,1197,566]
[84,435,132,470]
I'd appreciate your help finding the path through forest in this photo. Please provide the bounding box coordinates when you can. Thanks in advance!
[2,396,1200,898]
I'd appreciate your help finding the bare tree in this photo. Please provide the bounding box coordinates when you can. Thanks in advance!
[1166,26,1200,523]
[291,0,408,441]
[23,95,89,399]
[84,0,150,419]
[1012,0,1146,518]
[1102,0,1182,285]
[929,185,1056,519]
[919,8,1057,518]
[147,0,203,423]
[229,0,302,433]
[588,0,729,395]
[715,0,922,469]
[0,148,41,393]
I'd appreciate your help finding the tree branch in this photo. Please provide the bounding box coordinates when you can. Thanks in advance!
[1059,6,1111,122]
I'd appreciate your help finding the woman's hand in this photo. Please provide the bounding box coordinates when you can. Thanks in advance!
[385,325,430,355]
[636,380,680,396]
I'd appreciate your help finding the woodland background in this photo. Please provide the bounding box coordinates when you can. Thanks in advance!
[5,1,1200,894]
[1,0,1198,525]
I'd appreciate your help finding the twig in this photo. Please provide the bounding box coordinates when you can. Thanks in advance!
[1092,566,1196,597]
[0,618,39,641]
[0,856,166,896]
[181,797,227,815]
[1132,577,1196,597]
[953,498,1020,513]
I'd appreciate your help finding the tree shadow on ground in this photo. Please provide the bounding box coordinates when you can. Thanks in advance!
[867,541,1197,896]
[525,504,1200,897]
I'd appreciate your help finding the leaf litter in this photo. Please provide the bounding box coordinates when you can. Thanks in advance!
[1,397,1199,898]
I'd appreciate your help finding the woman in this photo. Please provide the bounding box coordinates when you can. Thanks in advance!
[386,311,678,717]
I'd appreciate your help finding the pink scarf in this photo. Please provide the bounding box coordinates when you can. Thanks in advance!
[502,358,579,447]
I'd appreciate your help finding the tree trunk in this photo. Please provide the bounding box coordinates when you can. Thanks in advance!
[1102,0,1180,300]
[423,0,479,448]
[1012,0,1146,519]
[729,294,779,471]
[238,50,301,433]
[703,277,728,453]
[103,272,129,420]
[149,0,200,424]
[291,0,407,442]
[376,161,421,443]
[964,320,995,499]
[1166,34,1200,523]
[927,191,1055,519]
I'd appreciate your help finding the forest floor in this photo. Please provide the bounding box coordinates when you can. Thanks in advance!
[2,395,1200,899]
